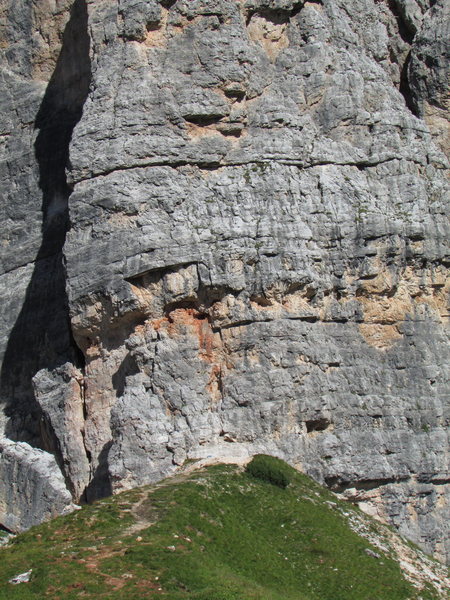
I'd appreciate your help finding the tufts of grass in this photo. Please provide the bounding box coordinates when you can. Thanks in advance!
[245,454,294,488]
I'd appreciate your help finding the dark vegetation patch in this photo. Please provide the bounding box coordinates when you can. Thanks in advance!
[245,454,294,488]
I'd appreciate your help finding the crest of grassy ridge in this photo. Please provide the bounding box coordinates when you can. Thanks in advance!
[0,457,445,599]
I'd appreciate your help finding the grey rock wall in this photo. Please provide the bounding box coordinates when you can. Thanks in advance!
[0,0,89,526]
[0,438,77,532]
[0,0,448,562]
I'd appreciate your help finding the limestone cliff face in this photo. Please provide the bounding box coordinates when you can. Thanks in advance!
[0,0,449,562]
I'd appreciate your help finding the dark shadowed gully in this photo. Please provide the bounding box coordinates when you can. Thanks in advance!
[0,0,90,450]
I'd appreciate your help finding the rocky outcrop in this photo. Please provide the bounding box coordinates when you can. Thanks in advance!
[33,363,90,499]
[0,438,76,532]
[0,0,448,562]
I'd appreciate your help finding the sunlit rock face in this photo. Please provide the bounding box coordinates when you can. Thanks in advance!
[0,0,448,561]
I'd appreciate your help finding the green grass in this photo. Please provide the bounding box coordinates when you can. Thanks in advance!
[245,454,293,488]
[0,460,446,599]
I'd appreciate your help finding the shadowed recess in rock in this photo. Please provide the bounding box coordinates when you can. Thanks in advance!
[83,441,113,503]
[0,0,91,448]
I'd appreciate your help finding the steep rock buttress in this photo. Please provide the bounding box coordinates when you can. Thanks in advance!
[0,0,449,562]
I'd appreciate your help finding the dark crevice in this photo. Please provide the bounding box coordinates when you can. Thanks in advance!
[223,88,246,101]
[160,0,177,9]
[290,5,303,19]
[399,51,420,116]
[165,301,205,317]
[125,261,197,285]
[83,441,113,502]
[306,418,331,433]
[215,319,255,331]
[325,476,410,492]
[245,1,309,26]
[247,9,287,26]
[387,0,415,45]
[417,477,450,486]
[0,523,14,535]
[219,126,244,138]
[184,115,224,126]
[386,0,423,117]
[0,0,91,448]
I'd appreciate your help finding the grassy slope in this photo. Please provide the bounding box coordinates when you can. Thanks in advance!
[0,461,447,600]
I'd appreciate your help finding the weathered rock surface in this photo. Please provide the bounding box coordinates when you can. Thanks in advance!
[408,0,450,154]
[0,0,448,563]
[0,0,89,529]
[0,438,76,532]
[33,363,90,499]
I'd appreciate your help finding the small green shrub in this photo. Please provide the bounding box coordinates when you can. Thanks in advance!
[245,455,293,489]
